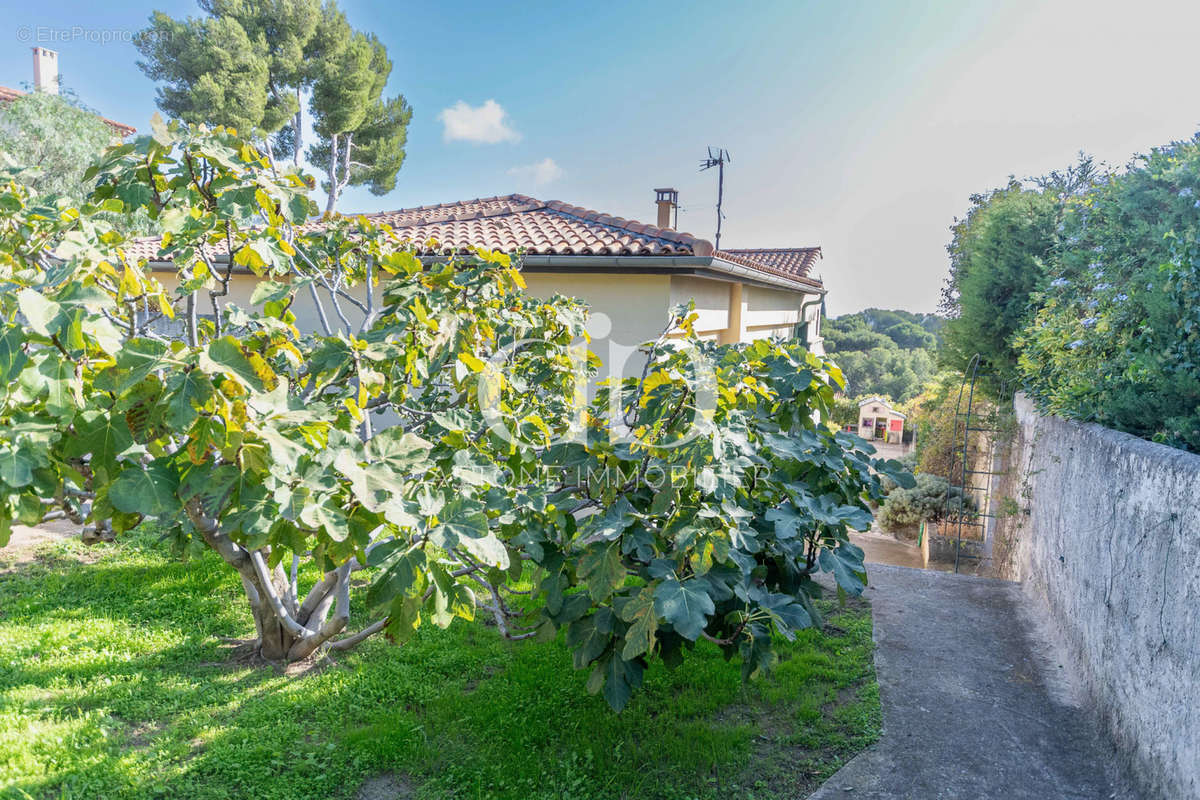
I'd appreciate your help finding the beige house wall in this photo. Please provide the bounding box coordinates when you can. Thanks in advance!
[523,273,672,382]
[155,271,372,336]
[745,284,807,341]
[523,273,672,349]
[667,276,822,350]
[155,270,821,366]
[668,275,730,340]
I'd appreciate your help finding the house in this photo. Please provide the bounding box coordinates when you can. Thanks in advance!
[133,190,827,375]
[0,48,137,139]
[855,397,906,444]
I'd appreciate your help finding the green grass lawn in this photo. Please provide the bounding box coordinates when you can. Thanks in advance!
[0,531,880,800]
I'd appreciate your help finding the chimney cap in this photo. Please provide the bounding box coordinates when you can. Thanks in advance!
[32,47,60,95]
[654,188,678,230]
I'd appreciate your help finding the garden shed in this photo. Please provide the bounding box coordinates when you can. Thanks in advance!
[857,397,905,443]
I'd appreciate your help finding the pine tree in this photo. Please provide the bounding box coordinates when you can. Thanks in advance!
[134,0,410,211]
[307,27,411,213]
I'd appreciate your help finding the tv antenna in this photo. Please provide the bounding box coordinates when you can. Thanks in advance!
[699,146,731,249]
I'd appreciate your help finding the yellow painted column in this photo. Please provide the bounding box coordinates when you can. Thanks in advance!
[719,282,745,345]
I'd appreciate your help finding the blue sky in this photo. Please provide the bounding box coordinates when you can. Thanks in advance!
[3,0,1199,314]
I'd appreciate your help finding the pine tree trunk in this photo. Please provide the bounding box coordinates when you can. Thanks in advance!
[293,101,303,167]
[325,134,340,214]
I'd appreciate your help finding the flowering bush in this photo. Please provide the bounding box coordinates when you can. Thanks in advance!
[1017,137,1200,451]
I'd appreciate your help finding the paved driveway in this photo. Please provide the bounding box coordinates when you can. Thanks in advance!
[809,564,1142,800]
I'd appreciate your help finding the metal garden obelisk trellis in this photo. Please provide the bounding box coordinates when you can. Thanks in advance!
[944,354,1013,574]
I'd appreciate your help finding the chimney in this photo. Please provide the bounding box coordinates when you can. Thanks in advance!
[654,188,678,230]
[33,47,60,95]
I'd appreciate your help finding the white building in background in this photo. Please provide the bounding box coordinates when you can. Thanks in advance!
[856,397,906,444]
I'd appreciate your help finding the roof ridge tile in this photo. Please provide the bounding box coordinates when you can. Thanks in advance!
[726,246,822,253]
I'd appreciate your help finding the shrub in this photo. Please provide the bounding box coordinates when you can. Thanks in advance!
[1017,137,1200,452]
[908,373,966,479]
[0,90,114,203]
[831,394,861,429]
[877,451,917,494]
[940,181,1062,386]
[877,474,972,532]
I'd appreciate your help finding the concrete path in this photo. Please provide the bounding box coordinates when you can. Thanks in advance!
[0,520,76,573]
[851,529,925,570]
[809,564,1141,800]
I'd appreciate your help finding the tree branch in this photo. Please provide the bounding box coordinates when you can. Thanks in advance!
[286,564,353,660]
[185,499,251,574]
[328,617,388,651]
[359,256,378,333]
[296,569,339,625]
[250,550,316,639]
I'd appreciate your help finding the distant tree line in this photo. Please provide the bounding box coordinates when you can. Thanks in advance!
[822,308,943,402]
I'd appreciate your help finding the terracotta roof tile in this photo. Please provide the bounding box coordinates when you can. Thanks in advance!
[721,247,822,278]
[124,194,823,289]
[321,194,719,260]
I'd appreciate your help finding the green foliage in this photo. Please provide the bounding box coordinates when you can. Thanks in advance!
[830,395,860,428]
[948,139,1200,451]
[877,474,972,533]
[940,157,1099,393]
[834,348,934,404]
[0,92,114,204]
[858,309,942,342]
[135,10,271,133]
[1016,138,1200,451]
[823,316,892,353]
[0,121,913,711]
[909,372,965,478]
[879,320,937,351]
[305,24,412,211]
[940,181,1062,386]
[135,0,411,211]
[0,531,881,800]
[822,309,941,402]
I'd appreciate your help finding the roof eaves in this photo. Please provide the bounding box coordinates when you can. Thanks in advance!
[712,252,824,290]
[708,255,824,292]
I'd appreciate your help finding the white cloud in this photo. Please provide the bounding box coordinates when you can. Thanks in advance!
[507,157,564,188]
[438,99,520,144]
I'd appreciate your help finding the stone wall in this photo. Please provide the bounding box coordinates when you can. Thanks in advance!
[1005,394,1199,800]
